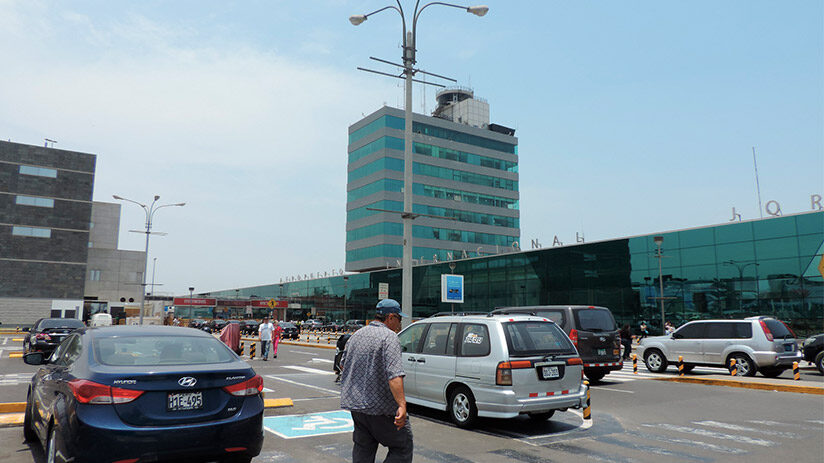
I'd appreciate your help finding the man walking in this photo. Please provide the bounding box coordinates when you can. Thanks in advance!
[258,316,275,361]
[340,299,412,463]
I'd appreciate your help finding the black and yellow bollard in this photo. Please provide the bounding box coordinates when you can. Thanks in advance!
[250,342,257,359]
[793,361,800,380]
[730,358,737,376]
[240,341,245,356]
[678,356,684,376]
[583,380,591,420]
[632,354,638,374]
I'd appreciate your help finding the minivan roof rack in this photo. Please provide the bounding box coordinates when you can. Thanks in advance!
[428,312,487,318]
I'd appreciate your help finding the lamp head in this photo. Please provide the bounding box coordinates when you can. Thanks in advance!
[653,236,664,246]
[154,195,160,201]
[112,195,122,200]
[467,5,489,17]
[349,14,367,25]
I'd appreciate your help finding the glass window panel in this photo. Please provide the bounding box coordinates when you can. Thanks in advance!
[797,234,823,257]
[12,226,51,238]
[459,324,490,357]
[795,213,824,236]
[680,246,716,267]
[680,265,717,281]
[715,221,754,244]
[19,165,57,178]
[628,237,648,255]
[755,237,798,260]
[15,195,55,208]
[757,257,802,276]
[753,217,797,240]
[421,323,452,355]
[679,227,715,248]
[716,242,756,263]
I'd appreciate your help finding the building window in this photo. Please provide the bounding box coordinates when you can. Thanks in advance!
[19,165,58,178]
[15,195,55,208]
[89,270,101,281]
[88,242,93,248]
[12,226,51,238]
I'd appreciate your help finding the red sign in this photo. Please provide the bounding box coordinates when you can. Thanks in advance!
[173,298,217,306]
[218,300,247,307]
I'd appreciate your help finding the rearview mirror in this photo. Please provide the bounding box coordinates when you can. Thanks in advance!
[23,352,47,365]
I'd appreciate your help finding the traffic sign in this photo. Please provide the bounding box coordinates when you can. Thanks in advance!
[268,299,276,309]
[378,282,389,300]
[263,410,353,439]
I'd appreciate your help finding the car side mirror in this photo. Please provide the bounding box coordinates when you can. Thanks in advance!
[23,352,47,365]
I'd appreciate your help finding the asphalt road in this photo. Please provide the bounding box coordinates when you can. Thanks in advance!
[0,335,822,463]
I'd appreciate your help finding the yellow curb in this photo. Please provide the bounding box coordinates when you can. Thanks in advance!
[264,398,293,408]
[0,403,25,413]
[9,353,23,358]
[12,338,24,342]
[0,413,24,428]
[653,376,824,395]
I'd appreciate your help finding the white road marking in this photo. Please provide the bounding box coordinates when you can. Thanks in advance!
[291,397,339,402]
[282,366,335,375]
[265,375,341,395]
[2,337,8,345]
[312,358,334,363]
[289,350,319,356]
[596,386,635,394]
[645,423,774,447]
[628,430,746,454]
[694,420,800,438]
[747,420,803,428]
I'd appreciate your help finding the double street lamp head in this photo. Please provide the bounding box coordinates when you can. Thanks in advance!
[349,4,488,26]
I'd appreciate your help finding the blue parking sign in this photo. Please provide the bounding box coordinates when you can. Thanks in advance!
[263,410,353,439]
[441,274,464,303]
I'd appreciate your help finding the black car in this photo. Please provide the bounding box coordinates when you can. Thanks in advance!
[322,320,344,332]
[802,333,824,375]
[242,320,260,336]
[278,322,299,340]
[22,325,264,463]
[188,319,208,330]
[209,319,229,333]
[23,318,86,357]
[343,320,366,332]
[492,305,622,382]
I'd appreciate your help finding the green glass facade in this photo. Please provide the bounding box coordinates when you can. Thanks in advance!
[209,212,824,336]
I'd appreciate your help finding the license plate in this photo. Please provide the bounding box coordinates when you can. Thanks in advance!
[167,392,203,411]
[541,366,559,379]
[597,349,606,356]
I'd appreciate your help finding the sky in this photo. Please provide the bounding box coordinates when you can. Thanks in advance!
[1,1,821,297]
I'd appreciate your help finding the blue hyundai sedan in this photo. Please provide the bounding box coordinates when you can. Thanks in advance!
[23,325,264,463]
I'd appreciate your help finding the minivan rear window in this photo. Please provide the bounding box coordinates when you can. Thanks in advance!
[503,321,575,356]
[573,309,616,332]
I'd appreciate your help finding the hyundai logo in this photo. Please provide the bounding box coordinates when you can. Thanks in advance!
[178,377,197,387]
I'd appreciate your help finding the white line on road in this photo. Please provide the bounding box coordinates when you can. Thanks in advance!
[289,350,320,356]
[265,375,341,395]
[596,387,635,394]
[312,358,334,363]
[2,337,7,345]
[282,366,335,375]
[694,420,800,438]
[644,423,774,447]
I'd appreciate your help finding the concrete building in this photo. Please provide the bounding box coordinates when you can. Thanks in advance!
[346,88,519,272]
[83,201,146,322]
[0,141,96,324]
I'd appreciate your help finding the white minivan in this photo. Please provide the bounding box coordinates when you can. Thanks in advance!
[90,313,113,327]
[398,313,587,428]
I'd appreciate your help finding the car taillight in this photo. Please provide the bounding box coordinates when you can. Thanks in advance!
[566,357,583,365]
[495,361,532,386]
[569,329,578,346]
[223,375,263,397]
[759,320,773,341]
[68,379,143,404]
[35,333,51,340]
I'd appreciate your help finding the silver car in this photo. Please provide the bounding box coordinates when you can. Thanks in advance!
[637,316,801,377]
[397,314,587,428]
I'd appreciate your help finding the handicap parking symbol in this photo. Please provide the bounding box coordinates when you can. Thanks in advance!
[264,410,354,439]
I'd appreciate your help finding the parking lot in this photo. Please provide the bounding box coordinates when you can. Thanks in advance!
[0,334,822,463]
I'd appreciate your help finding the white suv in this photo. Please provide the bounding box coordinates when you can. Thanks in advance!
[637,316,801,377]
[397,313,587,428]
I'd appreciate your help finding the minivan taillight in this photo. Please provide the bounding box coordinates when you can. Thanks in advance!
[759,320,773,341]
[496,361,532,386]
[68,379,143,404]
[569,329,578,346]
[223,375,263,397]
[566,357,583,365]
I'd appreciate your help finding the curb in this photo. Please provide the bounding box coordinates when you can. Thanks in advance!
[652,376,824,395]
[0,413,23,428]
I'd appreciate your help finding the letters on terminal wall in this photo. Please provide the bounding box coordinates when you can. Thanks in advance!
[730,193,822,222]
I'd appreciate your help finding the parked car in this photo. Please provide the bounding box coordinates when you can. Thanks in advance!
[322,320,344,332]
[802,333,824,375]
[242,320,260,336]
[343,319,366,331]
[209,319,229,333]
[302,319,323,331]
[278,322,299,340]
[22,325,264,463]
[23,318,86,357]
[188,319,208,330]
[637,316,802,377]
[492,306,622,382]
[395,313,586,428]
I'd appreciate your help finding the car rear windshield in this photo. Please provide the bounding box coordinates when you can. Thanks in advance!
[39,319,85,330]
[94,336,236,366]
[503,321,576,356]
[573,309,617,332]
[280,323,296,328]
[763,319,793,339]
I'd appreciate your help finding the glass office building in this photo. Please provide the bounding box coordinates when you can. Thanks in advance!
[346,89,520,272]
[206,211,823,336]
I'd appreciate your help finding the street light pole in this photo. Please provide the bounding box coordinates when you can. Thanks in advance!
[654,236,665,334]
[113,194,185,325]
[150,257,157,296]
[723,260,759,311]
[350,2,488,324]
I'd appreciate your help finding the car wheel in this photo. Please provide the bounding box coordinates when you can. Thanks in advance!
[815,351,824,375]
[448,386,478,428]
[527,410,555,422]
[584,371,605,383]
[728,354,756,377]
[644,349,668,373]
[759,367,786,378]
[23,390,36,442]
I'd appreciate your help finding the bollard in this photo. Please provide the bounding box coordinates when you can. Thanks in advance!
[632,354,638,374]
[240,341,245,356]
[583,380,591,420]
[678,356,684,376]
[250,342,257,359]
[793,361,800,380]
[730,358,737,376]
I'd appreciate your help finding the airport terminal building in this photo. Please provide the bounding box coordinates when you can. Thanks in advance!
[206,210,824,336]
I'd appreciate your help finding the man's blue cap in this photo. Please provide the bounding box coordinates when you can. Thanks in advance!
[376,299,408,317]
